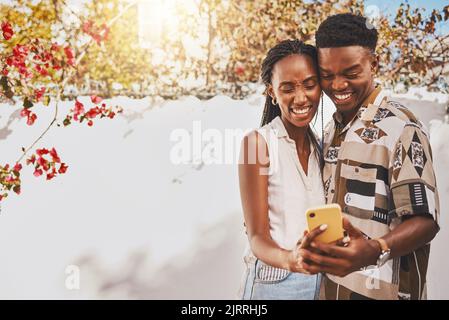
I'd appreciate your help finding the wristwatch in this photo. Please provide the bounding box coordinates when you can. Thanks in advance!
[361,238,391,271]
[373,238,391,268]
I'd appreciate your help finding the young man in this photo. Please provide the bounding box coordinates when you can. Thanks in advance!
[299,13,440,300]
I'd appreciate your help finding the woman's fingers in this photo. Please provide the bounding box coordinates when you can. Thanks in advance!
[299,224,327,249]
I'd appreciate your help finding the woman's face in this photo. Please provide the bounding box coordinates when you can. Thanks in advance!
[268,54,321,128]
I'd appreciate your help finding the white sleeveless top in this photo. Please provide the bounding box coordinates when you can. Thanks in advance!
[246,116,325,254]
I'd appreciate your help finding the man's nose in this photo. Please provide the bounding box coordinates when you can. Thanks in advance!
[331,76,348,91]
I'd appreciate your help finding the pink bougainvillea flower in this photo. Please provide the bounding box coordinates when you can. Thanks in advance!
[36,148,49,156]
[26,154,36,165]
[1,21,14,40]
[20,108,37,126]
[33,168,43,177]
[90,95,102,104]
[58,163,68,174]
[49,148,61,163]
[34,87,46,102]
[86,107,101,119]
[64,46,75,66]
[13,163,22,172]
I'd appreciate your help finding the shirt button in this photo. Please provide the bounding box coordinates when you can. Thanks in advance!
[331,189,335,194]
[355,168,359,173]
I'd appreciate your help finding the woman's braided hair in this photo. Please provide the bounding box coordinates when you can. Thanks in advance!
[259,39,323,169]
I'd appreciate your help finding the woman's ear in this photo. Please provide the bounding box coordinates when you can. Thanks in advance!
[267,85,275,100]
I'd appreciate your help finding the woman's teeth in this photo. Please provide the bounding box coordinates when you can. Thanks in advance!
[291,107,310,115]
[334,93,353,100]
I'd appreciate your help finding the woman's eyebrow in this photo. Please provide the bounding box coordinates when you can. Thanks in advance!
[279,76,317,86]
[303,75,318,82]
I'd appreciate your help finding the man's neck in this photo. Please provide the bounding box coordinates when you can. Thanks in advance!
[341,85,378,126]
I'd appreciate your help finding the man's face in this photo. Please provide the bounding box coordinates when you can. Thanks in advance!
[318,46,378,122]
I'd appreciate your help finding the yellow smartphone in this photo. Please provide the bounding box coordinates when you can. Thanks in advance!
[306,204,344,243]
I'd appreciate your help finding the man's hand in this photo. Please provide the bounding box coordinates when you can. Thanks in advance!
[299,218,381,277]
[286,224,328,274]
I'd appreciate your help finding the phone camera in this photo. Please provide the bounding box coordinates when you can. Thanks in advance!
[310,213,315,218]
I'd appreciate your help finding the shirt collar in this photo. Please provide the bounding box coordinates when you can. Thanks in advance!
[271,116,289,138]
[270,116,316,151]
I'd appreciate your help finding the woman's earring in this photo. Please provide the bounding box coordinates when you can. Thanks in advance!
[272,97,277,105]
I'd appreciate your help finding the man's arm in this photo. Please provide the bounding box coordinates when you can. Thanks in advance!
[298,215,438,277]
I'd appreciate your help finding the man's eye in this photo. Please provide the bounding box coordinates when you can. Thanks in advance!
[345,73,358,79]
[321,74,333,80]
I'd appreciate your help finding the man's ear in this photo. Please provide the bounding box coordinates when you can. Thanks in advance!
[370,53,380,74]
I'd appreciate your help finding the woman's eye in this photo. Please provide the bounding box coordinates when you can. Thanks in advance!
[304,83,317,90]
[280,86,294,92]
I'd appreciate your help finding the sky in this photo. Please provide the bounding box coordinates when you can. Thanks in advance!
[365,0,448,34]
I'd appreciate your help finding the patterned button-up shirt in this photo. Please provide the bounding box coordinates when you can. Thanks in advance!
[322,87,440,300]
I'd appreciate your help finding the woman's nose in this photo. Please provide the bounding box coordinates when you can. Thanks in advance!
[293,88,308,105]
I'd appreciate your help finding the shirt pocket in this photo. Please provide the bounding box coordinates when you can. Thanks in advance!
[340,163,377,216]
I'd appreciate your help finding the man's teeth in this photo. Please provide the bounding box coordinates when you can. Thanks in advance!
[291,107,310,115]
[335,93,352,100]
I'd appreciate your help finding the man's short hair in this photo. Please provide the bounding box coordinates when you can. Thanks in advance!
[315,13,378,52]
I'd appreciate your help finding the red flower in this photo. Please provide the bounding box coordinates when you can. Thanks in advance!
[35,65,49,77]
[87,120,94,126]
[51,43,61,52]
[20,109,37,126]
[49,148,61,163]
[37,156,47,167]
[58,163,68,174]
[26,154,36,165]
[20,108,30,117]
[46,171,56,180]
[1,21,13,40]
[36,148,49,156]
[34,87,46,102]
[26,112,37,126]
[90,95,103,104]
[234,65,245,75]
[13,163,22,172]
[33,168,43,177]
[64,46,74,59]
[64,46,75,66]
[82,20,93,34]
[1,68,8,76]
[73,100,85,121]
[86,107,100,119]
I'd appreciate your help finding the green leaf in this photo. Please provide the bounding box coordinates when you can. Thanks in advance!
[23,97,34,109]
[43,96,51,106]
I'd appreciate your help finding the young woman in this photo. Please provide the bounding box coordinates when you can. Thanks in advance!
[238,39,326,300]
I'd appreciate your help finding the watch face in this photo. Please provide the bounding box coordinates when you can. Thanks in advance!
[378,251,391,267]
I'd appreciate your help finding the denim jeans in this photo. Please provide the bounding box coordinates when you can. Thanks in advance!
[239,256,322,300]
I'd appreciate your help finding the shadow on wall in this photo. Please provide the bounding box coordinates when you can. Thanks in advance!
[74,212,247,299]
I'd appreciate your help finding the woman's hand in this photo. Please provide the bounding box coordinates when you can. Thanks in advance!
[286,224,328,274]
